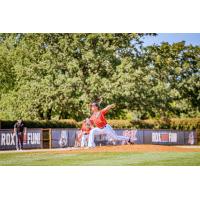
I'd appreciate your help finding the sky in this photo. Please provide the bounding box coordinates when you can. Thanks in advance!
[142,33,200,46]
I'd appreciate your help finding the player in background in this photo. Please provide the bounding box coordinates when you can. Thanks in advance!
[14,119,25,151]
[80,118,92,147]
[88,102,130,148]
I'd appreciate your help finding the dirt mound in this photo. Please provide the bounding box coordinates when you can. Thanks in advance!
[1,145,200,154]
[53,145,200,154]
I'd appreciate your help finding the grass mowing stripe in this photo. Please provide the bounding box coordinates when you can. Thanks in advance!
[0,152,200,166]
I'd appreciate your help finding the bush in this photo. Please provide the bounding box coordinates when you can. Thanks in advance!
[129,118,200,130]
[109,118,200,130]
[1,118,200,130]
[107,120,133,129]
[0,119,78,129]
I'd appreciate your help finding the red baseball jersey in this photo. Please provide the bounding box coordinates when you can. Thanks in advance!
[90,108,109,128]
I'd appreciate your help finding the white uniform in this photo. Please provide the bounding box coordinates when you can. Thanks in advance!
[88,124,129,147]
[81,134,89,147]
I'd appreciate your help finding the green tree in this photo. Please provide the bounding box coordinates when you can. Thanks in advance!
[0,33,148,120]
[142,42,200,118]
[0,33,199,121]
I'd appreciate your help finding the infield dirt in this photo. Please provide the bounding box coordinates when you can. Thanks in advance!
[1,144,200,154]
[56,145,200,153]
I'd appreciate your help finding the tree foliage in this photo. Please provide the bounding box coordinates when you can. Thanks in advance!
[0,33,199,120]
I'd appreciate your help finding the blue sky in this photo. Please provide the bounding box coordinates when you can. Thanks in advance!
[142,33,200,46]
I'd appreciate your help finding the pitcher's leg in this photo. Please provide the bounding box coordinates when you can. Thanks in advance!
[104,124,118,140]
[105,124,129,141]
[88,128,101,147]
[117,135,130,141]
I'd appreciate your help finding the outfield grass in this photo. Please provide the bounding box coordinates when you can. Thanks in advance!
[0,151,200,166]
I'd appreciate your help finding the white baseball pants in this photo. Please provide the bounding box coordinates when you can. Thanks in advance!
[81,134,89,147]
[88,124,129,147]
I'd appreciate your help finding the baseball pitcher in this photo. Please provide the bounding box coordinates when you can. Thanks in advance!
[87,102,130,148]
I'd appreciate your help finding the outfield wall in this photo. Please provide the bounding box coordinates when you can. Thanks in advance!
[95,129,197,146]
[0,128,197,150]
[0,128,42,150]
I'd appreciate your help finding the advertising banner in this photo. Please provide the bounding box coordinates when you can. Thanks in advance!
[68,129,77,147]
[52,129,197,147]
[184,131,197,145]
[142,130,152,144]
[51,129,68,148]
[152,131,179,144]
[23,128,42,148]
[0,129,16,150]
[51,128,77,148]
[117,129,143,144]
[0,128,42,150]
[143,130,197,145]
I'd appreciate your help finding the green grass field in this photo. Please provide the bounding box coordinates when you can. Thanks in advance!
[1,151,200,166]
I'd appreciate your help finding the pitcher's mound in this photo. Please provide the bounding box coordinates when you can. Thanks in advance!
[53,144,200,154]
